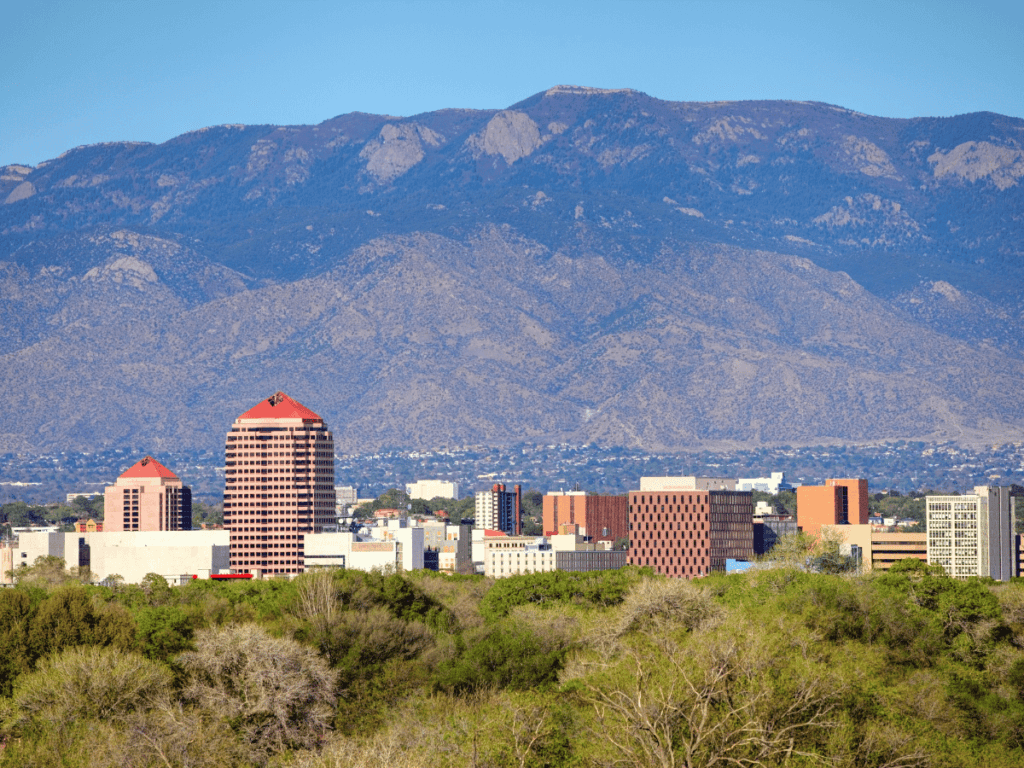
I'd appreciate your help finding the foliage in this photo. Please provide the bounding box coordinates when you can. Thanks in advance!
[2,565,1024,766]
[177,623,337,763]
[758,528,858,574]
[6,645,172,729]
[479,567,652,621]
[433,620,565,695]
[191,500,224,528]
[28,584,136,660]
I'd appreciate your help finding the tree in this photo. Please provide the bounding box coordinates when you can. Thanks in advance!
[191,501,224,528]
[0,590,33,698]
[11,555,84,589]
[571,620,846,768]
[7,645,172,729]
[28,584,136,660]
[177,623,337,763]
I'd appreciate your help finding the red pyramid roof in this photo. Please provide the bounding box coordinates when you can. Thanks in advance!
[120,455,178,480]
[238,391,322,421]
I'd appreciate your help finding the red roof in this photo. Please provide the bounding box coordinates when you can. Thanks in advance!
[483,529,508,537]
[238,391,322,421]
[120,455,178,480]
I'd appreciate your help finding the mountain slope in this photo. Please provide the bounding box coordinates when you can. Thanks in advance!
[1,87,1022,453]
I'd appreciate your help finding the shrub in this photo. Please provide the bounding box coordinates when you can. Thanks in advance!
[177,623,336,762]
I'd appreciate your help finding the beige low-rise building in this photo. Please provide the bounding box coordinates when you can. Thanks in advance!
[639,476,737,492]
[14,530,229,584]
[827,524,926,572]
[484,533,613,578]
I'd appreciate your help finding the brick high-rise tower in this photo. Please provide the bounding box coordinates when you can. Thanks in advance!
[223,392,335,576]
[104,455,191,532]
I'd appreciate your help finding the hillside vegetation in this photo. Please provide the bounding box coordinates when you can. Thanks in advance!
[2,559,1024,767]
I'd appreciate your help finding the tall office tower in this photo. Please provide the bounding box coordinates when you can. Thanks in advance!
[474,483,521,535]
[927,486,1017,581]
[628,477,753,579]
[796,478,870,535]
[223,392,335,576]
[105,456,191,532]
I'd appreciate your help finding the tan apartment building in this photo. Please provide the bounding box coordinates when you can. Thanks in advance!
[104,456,191,532]
[223,391,336,576]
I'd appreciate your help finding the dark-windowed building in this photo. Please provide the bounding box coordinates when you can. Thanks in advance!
[628,477,753,579]
[223,392,336,576]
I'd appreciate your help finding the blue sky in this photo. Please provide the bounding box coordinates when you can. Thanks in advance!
[2,0,1022,168]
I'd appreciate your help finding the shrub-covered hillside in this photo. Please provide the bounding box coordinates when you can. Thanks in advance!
[2,558,1024,767]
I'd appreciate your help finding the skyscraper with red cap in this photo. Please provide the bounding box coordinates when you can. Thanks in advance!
[223,392,336,576]
[104,455,192,532]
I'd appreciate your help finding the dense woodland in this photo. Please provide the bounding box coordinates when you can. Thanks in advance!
[2,552,1024,767]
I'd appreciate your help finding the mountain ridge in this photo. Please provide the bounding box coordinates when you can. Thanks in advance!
[1,87,1022,454]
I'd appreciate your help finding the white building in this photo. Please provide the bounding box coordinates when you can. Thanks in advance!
[335,486,359,510]
[66,491,101,503]
[485,536,555,578]
[14,530,230,584]
[639,476,737,491]
[475,484,520,535]
[483,533,611,578]
[422,522,472,573]
[736,472,797,494]
[304,518,424,573]
[406,479,459,500]
[927,486,1017,580]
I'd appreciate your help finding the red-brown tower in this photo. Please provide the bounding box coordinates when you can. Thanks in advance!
[104,455,191,532]
[222,392,335,576]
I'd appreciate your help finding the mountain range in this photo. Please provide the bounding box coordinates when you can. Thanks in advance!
[1,85,1022,455]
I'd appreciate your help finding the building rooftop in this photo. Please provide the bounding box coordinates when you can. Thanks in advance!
[120,455,178,480]
[238,391,322,421]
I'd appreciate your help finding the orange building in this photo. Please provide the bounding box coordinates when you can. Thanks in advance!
[222,392,336,576]
[542,491,628,543]
[104,456,191,532]
[627,482,753,579]
[796,478,869,535]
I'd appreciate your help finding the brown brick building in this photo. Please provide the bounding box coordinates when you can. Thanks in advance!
[543,491,628,543]
[223,392,336,576]
[627,480,753,579]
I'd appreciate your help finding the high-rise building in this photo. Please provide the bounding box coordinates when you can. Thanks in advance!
[628,478,753,579]
[542,491,628,543]
[104,456,191,532]
[796,478,869,535]
[474,483,521,536]
[927,486,1017,580]
[223,392,335,576]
